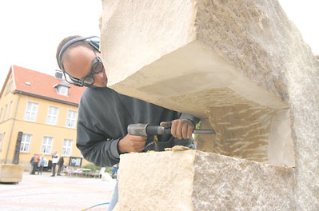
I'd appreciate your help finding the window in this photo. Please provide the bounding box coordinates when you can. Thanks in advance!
[24,102,38,121]
[66,110,77,128]
[62,139,72,156]
[20,133,32,152]
[57,85,69,96]
[46,106,59,125]
[41,136,53,154]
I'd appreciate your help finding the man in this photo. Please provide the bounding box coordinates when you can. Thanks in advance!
[30,153,40,175]
[51,151,59,177]
[56,35,199,209]
[57,156,64,176]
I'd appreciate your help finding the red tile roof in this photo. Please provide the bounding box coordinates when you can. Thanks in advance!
[5,65,86,105]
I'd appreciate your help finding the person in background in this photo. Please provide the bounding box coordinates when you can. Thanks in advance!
[30,153,40,175]
[51,151,59,177]
[56,35,199,210]
[111,164,119,179]
[38,155,46,175]
[57,156,64,176]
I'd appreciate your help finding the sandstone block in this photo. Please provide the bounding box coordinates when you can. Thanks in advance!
[116,150,294,210]
[100,0,301,166]
[101,0,319,209]
[0,164,24,183]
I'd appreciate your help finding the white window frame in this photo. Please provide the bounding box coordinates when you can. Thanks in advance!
[46,106,59,125]
[20,133,32,152]
[62,139,72,156]
[41,136,53,155]
[24,102,38,121]
[65,110,77,128]
[57,85,69,96]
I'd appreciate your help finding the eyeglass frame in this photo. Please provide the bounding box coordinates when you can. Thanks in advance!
[57,36,103,87]
[62,56,104,87]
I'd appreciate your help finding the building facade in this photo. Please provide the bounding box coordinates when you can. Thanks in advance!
[0,65,88,170]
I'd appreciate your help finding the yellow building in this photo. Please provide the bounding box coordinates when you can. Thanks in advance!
[0,65,89,170]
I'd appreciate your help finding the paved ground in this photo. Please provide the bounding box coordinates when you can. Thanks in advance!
[0,171,116,211]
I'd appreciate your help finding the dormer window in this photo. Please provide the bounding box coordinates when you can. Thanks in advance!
[56,84,69,96]
[54,71,70,96]
[57,85,69,96]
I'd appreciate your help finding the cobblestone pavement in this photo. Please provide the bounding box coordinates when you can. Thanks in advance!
[0,172,116,211]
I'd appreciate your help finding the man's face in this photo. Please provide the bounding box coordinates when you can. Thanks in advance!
[63,45,108,87]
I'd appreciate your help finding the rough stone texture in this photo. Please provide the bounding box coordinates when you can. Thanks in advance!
[101,0,319,209]
[100,0,296,166]
[116,151,294,210]
[0,164,24,183]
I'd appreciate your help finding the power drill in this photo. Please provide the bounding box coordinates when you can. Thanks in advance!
[127,123,215,137]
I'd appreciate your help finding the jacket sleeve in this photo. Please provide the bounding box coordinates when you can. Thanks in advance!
[75,89,123,167]
[180,113,200,127]
[76,120,121,167]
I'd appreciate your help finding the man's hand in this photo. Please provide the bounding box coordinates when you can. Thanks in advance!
[161,119,194,139]
[118,134,146,153]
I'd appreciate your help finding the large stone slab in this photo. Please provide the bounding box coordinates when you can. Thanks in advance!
[100,0,299,166]
[101,0,319,209]
[115,150,294,210]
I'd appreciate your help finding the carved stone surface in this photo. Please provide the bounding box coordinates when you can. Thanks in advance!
[100,0,298,166]
[115,151,294,210]
[101,0,319,209]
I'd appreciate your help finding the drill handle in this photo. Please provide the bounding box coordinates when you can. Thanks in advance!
[128,123,215,137]
[127,123,171,136]
[146,125,171,136]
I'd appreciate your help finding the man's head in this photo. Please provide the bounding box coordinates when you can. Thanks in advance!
[56,36,107,87]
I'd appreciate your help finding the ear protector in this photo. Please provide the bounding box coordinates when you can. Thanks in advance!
[57,36,100,70]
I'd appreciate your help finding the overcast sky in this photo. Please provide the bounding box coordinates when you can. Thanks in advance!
[0,0,101,89]
[0,0,318,90]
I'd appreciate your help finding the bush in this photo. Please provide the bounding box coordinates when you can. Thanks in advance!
[82,163,112,174]
[82,163,100,171]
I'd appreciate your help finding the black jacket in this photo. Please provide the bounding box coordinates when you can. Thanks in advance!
[77,87,199,167]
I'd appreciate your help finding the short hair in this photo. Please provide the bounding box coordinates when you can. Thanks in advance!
[56,35,99,70]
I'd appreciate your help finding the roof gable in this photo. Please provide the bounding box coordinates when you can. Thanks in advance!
[6,65,85,105]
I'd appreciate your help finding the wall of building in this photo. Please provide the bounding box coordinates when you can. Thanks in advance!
[0,87,90,170]
[0,77,17,163]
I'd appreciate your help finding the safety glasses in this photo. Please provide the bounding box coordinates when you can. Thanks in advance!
[62,56,104,87]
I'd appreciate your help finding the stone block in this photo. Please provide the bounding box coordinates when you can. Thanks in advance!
[100,0,301,167]
[0,164,24,183]
[101,0,319,209]
[116,150,294,210]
